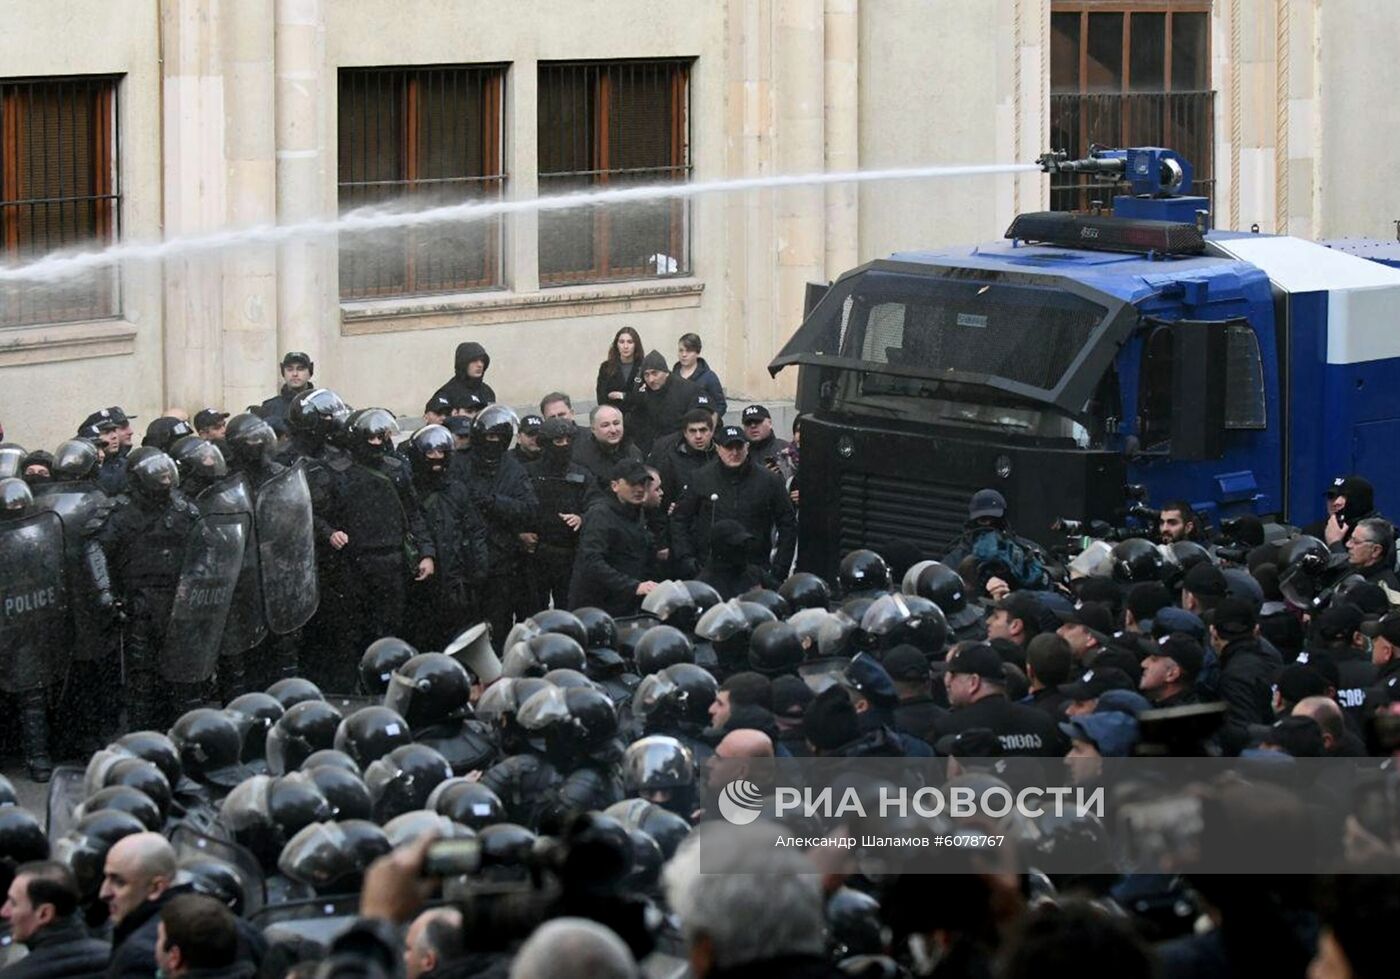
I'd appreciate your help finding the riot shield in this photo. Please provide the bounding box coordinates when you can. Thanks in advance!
[198,475,267,656]
[161,514,248,683]
[33,484,113,661]
[45,765,87,840]
[255,463,319,634]
[0,511,70,693]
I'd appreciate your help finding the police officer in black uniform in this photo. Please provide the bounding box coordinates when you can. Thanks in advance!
[671,425,796,583]
[929,644,1063,757]
[1299,604,1377,729]
[512,415,544,466]
[78,410,128,497]
[255,351,316,425]
[569,459,659,616]
[526,418,600,612]
[87,448,205,731]
[325,408,436,660]
[463,406,538,646]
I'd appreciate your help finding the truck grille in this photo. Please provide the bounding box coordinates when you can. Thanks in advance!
[838,471,972,558]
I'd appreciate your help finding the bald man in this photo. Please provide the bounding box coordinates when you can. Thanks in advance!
[1293,696,1366,757]
[508,918,637,979]
[101,833,179,979]
[705,729,774,798]
[403,907,466,979]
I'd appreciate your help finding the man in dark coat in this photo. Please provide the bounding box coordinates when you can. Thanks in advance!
[628,351,700,458]
[254,352,316,424]
[648,408,716,508]
[432,341,497,407]
[1209,598,1282,754]
[100,833,179,979]
[671,426,796,582]
[463,409,538,645]
[526,419,600,611]
[1302,474,1381,548]
[572,405,643,492]
[568,459,659,616]
[0,862,109,979]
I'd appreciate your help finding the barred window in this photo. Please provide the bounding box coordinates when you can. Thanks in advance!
[538,59,691,287]
[1049,2,1213,212]
[0,76,120,328]
[337,65,506,300]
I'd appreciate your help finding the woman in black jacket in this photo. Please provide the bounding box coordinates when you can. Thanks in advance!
[595,327,647,420]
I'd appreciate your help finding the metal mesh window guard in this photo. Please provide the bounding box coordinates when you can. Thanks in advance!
[0,75,120,329]
[537,59,692,286]
[338,65,506,300]
[1049,4,1214,213]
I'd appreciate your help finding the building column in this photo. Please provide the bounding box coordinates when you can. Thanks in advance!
[824,0,859,279]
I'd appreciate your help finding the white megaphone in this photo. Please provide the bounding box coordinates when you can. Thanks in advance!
[443,622,502,685]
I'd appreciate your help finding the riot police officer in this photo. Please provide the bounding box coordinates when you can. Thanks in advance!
[86,449,208,731]
[463,406,538,646]
[526,418,600,611]
[326,409,436,659]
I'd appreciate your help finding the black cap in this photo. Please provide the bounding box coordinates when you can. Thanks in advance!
[281,351,313,369]
[715,425,747,447]
[968,488,1006,521]
[804,685,860,750]
[771,676,813,718]
[105,406,136,426]
[741,405,771,423]
[424,394,454,415]
[1212,596,1257,640]
[1365,611,1400,646]
[459,393,487,411]
[1126,582,1173,624]
[193,408,229,430]
[520,415,544,434]
[1054,601,1115,637]
[1313,603,1363,644]
[1182,562,1228,598]
[934,728,1002,758]
[77,411,119,438]
[944,643,1006,682]
[1274,663,1330,704]
[1256,716,1326,758]
[609,459,653,484]
[882,645,929,682]
[1342,582,1390,616]
[1152,633,1205,678]
[443,416,474,436]
[693,394,713,409]
[1058,666,1134,701]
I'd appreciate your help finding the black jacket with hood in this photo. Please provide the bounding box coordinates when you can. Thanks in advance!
[433,342,497,407]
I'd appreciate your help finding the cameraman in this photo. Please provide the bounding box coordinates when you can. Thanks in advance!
[942,489,1051,592]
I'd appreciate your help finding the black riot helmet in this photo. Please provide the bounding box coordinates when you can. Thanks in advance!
[359,638,419,696]
[696,599,763,664]
[266,677,325,710]
[739,587,791,620]
[1111,538,1166,584]
[633,663,718,729]
[346,408,399,462]
[407,424,455,478]
[0,445,23,481]
[826,888,886,960]
[470,405,519,465]
[384,653,473,731]
[219,772,333,872]
[54,810,138,902]
[74,786,162,832]
[224,413,278,467]
[780,572,831,611]
[622,736,696,801]
[502,633,587,678]
[839,549,891,596]
[428,778,507,831]
[52,439,100,481]
[641,581,699,631]
[517,686,615,766]
[383,811,473,849]
[303,764,373,822]
[0,478,32,516]
[504,609,590,651]
[224,693,286,766]
[616,617,662,662]
[634,625,696,676]
[125,447,180,503]
[96,759,173,820]
[278,819,392,895]
[476,824,539,883]
[604,798,691,861]
[749,621,805,677]
[288,388,349,440]
[113,731,184,791]
[301,749,360,775]
[623,827,664,894]
[1163,540,1214,591]
[1278,535,1337,610]
[168,709,249,789]
[0,808,47,867]
[169,436,228,485]
[574,607,619,651]
[902,560,982,633]
[266,700,344,776]
[365,744,454,823]
[682,580,724,619]
[334,706,413,769]
[179,858,255,916]
[542,668,594,690]
[889,594,949,655]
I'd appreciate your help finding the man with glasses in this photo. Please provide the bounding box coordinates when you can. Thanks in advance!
[739,404,789,470]
[1344,517,1400,588]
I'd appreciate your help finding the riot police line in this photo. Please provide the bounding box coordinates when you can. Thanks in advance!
[2,392,1400,979]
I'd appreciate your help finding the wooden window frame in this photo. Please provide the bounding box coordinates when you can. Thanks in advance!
[537,59,692,287]
[0,75,120,328]
[337,65,507,301]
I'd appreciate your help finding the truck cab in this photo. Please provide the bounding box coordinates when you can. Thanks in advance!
[771,148,1400,578]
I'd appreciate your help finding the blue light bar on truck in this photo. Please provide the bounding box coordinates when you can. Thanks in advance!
[1005,211,1206,257]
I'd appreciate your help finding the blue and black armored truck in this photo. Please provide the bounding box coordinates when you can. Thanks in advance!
[771,146,1400,578]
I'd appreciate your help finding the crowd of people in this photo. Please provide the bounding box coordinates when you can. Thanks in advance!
[0,328,1396,979]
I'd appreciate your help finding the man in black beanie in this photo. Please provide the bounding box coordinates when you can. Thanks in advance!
[803,686,906,757]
